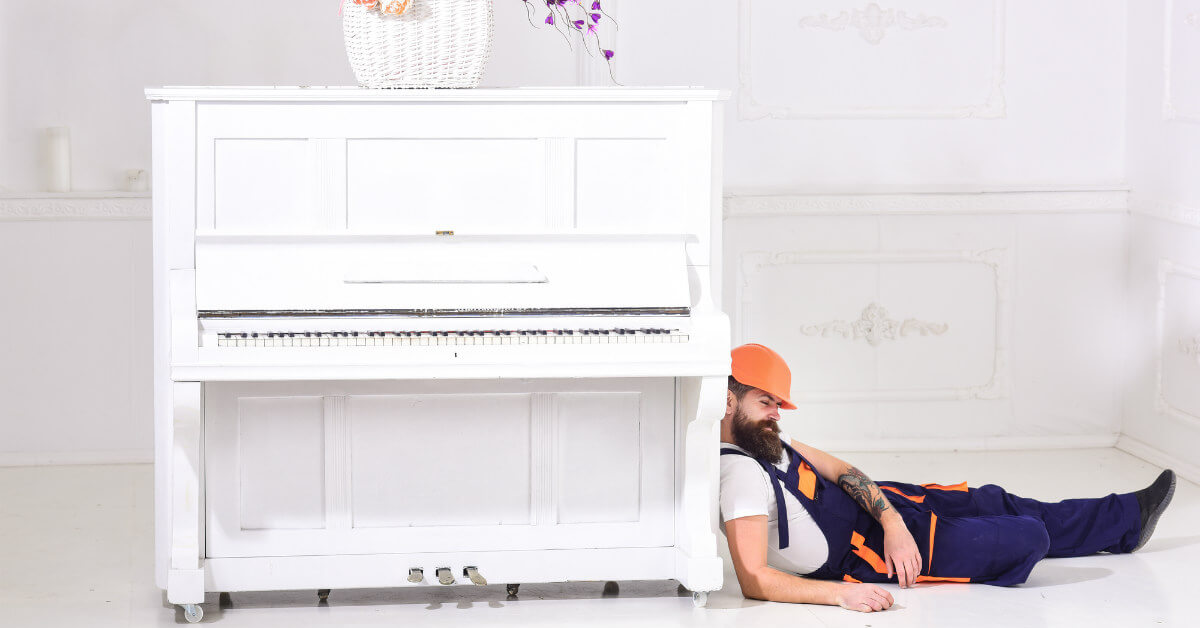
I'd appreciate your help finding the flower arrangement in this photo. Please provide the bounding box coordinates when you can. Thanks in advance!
[522,0,617,67]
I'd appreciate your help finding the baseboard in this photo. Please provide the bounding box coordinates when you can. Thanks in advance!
[818,433,1120,454]
[1116,435,1200,485]
[0,448,153,467]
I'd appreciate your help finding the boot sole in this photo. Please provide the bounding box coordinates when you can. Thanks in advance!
[1133,470,1176,552]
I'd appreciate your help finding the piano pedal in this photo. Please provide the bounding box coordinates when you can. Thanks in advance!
[464,566,487,586]
[408,568,424,584]
[436,567,455,585]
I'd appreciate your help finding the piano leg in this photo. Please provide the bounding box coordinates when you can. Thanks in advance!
[673,375,726,594]
[167,382,206,613]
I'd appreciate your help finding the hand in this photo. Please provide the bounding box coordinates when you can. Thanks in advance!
[835,582,894,612]
[883,522,922,588]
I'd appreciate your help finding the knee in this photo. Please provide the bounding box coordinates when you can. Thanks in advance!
[1015,516,1050,559]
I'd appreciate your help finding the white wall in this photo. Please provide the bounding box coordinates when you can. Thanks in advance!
[0,1,1139,462]
[1121,0,1200,480]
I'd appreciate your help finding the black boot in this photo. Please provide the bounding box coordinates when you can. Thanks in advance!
[1132,469,1176,552]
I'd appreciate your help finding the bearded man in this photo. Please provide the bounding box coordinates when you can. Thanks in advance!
[719,343,1176,613]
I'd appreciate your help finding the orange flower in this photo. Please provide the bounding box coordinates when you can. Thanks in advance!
[353,0,379,8]
[381,0,410,15]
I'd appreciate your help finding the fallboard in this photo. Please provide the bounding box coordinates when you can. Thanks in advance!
[194,236,690,312]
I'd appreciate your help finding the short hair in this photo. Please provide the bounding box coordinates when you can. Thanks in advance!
[728,375,755,400]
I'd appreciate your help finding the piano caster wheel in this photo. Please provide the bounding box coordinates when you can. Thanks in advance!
[182,603,204,623]
[601,581,619,597]
[218,592,233,609]
[506,584,520,597]
[317,589,331,602]
[692,591,708,608]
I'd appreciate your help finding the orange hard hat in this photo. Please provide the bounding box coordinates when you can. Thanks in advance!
[730,343,797,409]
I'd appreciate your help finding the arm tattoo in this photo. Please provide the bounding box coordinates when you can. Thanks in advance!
[837,466,892,521]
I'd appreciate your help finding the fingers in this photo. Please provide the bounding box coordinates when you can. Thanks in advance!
[886,555,894,580]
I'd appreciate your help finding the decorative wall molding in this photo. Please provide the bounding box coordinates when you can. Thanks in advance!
[737,248,1011,403]
[818,433,1119,454]
[1179,335,1200,360]
[797,3,948,45]
[724,190,1128,217]
[739,0,1006,119]
[1154,259,1200,427]
[1164,0,1200,123]
[0,194,151,221]
[0,448,154,467]
[800,302,948,346]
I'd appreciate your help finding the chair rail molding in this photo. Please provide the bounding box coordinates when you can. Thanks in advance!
[724,190,1128,217]
[0,193,151,221]
[738,0,1006,119]
[736,248,1012,403]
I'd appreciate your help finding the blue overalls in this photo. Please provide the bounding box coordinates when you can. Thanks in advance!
[721,440,1142,585]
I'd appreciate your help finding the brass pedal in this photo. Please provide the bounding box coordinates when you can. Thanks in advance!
[407,568,423,583]
[436,567,454,585]
[464,566,487,586]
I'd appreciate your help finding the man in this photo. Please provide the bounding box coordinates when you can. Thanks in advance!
[719,343,1176,613]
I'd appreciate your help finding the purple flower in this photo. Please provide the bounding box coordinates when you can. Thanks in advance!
[573,19,585,29]
[590,12,601,22]
[545,13,554,25]
[591,1,601,9]
[603,49,614,60]
[587,24,596,34]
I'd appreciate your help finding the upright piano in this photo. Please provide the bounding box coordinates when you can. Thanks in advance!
[146,87,730,621]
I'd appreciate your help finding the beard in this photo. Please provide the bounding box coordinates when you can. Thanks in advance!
[731,405,783,464]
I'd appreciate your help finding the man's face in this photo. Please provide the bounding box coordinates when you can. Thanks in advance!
[730,389,784,463]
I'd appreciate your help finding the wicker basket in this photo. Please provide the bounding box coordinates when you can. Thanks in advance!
[343,0,494,88]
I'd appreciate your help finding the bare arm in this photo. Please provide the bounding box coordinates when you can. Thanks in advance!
[790,439,923,587]
[725,515,893,611]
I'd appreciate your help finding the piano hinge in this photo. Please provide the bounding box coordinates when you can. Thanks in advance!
[435,230,454,236]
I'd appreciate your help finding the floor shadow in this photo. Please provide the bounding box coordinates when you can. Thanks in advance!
[1020,564,1113,588]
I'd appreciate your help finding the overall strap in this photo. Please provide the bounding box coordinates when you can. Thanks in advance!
[721,447,795,549]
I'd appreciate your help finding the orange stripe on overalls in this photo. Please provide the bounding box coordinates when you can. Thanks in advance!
[880,485,926,503]
[849,531,889,574]
[797,461,817,499]
[922,481,968,492]
[919,511,971,583]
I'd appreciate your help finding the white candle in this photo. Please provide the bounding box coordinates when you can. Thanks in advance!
[46,127,71,193]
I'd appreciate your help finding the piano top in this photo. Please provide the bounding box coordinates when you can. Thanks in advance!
[145,86,731,103]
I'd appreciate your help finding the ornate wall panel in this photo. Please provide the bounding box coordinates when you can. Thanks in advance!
[1156,260,1200,425]
[737,249,1010,402]
[1165,0,1200,122]
[738,0,1006,119]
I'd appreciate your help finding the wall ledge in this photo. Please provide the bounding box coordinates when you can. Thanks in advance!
[0,448,153,467]
[0,193,151,221]
[814,433,1120,454]
[725,189,1128,217]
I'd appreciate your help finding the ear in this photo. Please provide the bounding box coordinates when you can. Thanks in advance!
[725,391,736,416]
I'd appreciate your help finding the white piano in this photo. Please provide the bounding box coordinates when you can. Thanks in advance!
[146,87,730,622]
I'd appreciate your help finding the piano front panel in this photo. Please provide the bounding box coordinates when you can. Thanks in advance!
[350,393,534,527]
[214,139,317,232]
[203,378,676,559]
[346,139,544,233]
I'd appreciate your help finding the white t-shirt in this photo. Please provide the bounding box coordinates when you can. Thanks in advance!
[719,432,829,575]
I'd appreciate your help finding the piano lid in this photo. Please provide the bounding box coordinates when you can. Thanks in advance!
[194,237,692,315]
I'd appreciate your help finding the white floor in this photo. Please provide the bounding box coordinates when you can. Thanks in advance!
[1,448,1194,627]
